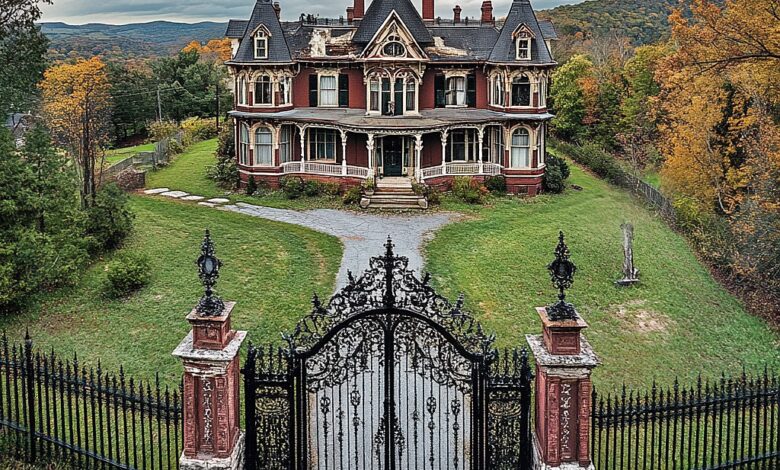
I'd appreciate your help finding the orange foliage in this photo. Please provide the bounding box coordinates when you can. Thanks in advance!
[182,38,232,62]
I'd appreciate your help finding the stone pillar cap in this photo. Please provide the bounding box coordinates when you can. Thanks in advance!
[172,330,247,363]
[525,334,600,369]
[537,306,589,330]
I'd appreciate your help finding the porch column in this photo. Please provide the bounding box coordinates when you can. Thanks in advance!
[297,125,306,173]
[526,308,599,470]
[340,130,348,176]
[478,127,485,174]
[367,133,375,177]
[440,130,448,176]
[174,305,246,470]
[414,134,423,182]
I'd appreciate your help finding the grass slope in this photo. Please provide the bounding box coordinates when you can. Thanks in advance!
[105,142,155,165]
[426,164,779,391]
[0,196,342,385]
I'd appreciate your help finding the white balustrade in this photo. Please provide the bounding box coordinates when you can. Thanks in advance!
[421,162,504,179]
[281,161,368,178]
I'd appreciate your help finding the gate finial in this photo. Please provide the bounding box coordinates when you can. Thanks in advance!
[195,229,225,317]
[546,231,578,321]
[383,236,396,308]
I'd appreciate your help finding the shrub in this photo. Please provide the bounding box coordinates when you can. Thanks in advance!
[362,177,376,192]
[167,138,184,156]
[181,117,217,143]
[85,183,134,254]
[246,176,258,196]
[104,253,151,298]
[412,182,442,205]
[484,175,507,194]
[342,185,362,205]
[321,182,341,197]
[304,180,322,197]
[280,176,304,199]
[208,126,238,189]
[452,176,487,204]
[147,120,179,142]
[543,154,570,194]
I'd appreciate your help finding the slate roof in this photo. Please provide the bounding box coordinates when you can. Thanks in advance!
[489,0,555,64]
[538,19,558,40]
[228,0,292,63]
[426,26,499,61]
[352,0,433,45]
[226,19,249,38]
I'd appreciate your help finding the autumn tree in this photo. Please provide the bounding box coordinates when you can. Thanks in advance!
[550,54,593,141]
[40,57,112,208]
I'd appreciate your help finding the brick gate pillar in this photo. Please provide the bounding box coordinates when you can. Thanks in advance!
[527,307,599,470]
[173,301,247,470]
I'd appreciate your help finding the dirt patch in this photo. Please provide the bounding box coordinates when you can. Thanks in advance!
[614,300,672,334]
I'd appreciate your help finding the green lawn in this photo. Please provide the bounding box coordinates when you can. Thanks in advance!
[425,163,779,391]
[145,139,351,210]
[105,142,155,165]
[0,196,342,385]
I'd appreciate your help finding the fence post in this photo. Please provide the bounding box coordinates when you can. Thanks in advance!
[242,345,257,470]
[23,331,36,464]
[526,307,599,470]
[172,301,247,470]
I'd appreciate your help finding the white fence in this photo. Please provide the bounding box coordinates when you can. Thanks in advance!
[281,161,369,178]
[421,162,503,179]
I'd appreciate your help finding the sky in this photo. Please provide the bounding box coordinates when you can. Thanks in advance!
[41,0,586,24]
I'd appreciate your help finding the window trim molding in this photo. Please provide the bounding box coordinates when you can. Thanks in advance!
[317,73,339,108]
[509,125,534,169]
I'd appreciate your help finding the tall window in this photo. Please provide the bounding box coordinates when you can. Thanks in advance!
[254,127,273,166]
[511,128,531,168]
[238,77,247,105]
[254,75,272,105]
[512,75,531,107]
[309,128,337,160]
[279,126,293,163]
[254,32,268,59]
[279,77,291,105]
[405,81,416,111]
[491,75,505,106]
[239,123,250,165]
[446,129,478,162]
[516,38,531,60]
[486,127,504,164]
[446,77,466,106]
[319,75,337,107]
[369,80,380,112]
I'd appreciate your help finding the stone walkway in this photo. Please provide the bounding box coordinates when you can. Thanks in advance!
[143,188,458,287]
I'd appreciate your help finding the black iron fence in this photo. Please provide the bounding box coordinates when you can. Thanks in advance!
[0,333,183,469]
[591,371,780,469]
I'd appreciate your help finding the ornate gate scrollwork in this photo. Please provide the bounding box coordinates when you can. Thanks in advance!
[243,238,534,470]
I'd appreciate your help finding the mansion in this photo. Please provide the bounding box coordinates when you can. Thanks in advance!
[226,0,557,194]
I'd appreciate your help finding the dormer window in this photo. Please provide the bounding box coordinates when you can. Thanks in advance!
[383,41,406,57]
[254,32,268,59]
[516,38,531,60]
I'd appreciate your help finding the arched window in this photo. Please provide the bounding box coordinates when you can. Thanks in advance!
[511,128,531,168]
[383,41,406,57]
[254,127,273,166]
[491,75,505,106]
[511,75,531,107]
[255,75,272,105]
[239,123,250,165]
[238,76,247,105]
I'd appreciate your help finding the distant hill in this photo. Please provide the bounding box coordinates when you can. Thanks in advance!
[538,0,696,45]
[40,21,228,60]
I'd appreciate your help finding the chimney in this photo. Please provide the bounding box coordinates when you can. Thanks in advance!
[353,0,365,19]
[481,0,493,24]
[423,0,434,23]
[453,5,462,23]
[273,2,281,18]
[346,6,354,23]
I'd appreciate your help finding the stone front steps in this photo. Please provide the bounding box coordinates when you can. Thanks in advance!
[362,177,428,210]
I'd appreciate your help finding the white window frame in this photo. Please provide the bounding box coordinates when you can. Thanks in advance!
[405,80,417,112]
[238,76,247,106]
[254,33,268,59]
[369,79,380,112]
[279,77,292,105]
[318,74,338,107]
[254,75,273,106]
[446,129,478,162]
[279,125,293,163]
[308,128,338,161]
[510,128,531,169]
[254,127,273,166]
[445,76,466,107]
[491,75,505,106]
[239,123,250,165]
[516,38,531,61]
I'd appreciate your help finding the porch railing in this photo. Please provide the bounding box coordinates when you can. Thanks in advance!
[421,162,504,179]
[280,161,368,179]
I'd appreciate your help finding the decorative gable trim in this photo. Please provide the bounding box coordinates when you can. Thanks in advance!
[251,24,272,38]
[360,11,429,61]
[511,23,535,40]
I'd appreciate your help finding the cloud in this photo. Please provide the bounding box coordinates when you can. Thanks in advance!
[42,0,584,24]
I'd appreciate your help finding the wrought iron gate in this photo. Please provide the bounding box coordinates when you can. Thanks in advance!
[243,239,534,470]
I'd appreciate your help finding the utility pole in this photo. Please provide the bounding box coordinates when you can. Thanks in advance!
[157,86,163,122]
[215,79,220,132]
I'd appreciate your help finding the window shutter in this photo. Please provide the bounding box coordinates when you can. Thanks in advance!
[338,73,349,108]
[466,73,476,107]
[434,75,445,108]
[309,74,318,107]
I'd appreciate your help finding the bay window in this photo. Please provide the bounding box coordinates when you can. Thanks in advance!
[309,128,337,161]
[446,129,478,162]
[405,81,416,111]
[279,125,293,163]
[510,128,531,168]
[319,75,338,107]
[239,123,250,165]
[279,77,291,105]
[369,80,380,112]
[491,75,505,106]
[254,75,272,105]
[254,127,273,166]
[512,75,531,107]
[238,77,247,105]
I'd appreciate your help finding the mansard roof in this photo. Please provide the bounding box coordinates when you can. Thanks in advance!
[425,25,499,61]
[226,20,249,38]
[489,0,554,64]
[538,19,558,40]
[352,0,433,45]
[229,0,292,63]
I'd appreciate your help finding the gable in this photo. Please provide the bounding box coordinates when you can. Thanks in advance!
[361,12,429,60]
[353,0,432,45]
[512,24,535,40]
[229,0,292,64]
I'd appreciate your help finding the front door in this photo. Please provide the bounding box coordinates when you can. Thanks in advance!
[382,136,403,177]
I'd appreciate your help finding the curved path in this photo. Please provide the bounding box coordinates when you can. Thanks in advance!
[143,188,459,287]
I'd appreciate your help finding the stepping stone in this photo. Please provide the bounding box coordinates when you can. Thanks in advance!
[198,202,217,208]
[206,198,230,204]
[161,191,189,198]
[181,195,205,201]
[144,188,169,194]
